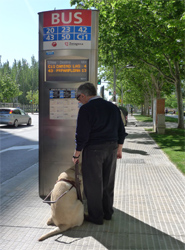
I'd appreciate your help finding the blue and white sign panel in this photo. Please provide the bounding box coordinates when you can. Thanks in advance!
[49,89,76,99]
[43,10,92,50]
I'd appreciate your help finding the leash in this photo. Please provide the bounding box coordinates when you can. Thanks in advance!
[43,163,83,204]
[43,179,76,204]
[75,162,83,203]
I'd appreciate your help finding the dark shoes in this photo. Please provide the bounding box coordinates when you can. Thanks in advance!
[84,213,112,224]
[104,215,112,220]
[84,214,103,225]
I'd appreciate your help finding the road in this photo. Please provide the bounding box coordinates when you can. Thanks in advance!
[0,114,38,183]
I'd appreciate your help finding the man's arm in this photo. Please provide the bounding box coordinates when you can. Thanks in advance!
[72,106,90,164]
[117,108,127,159]
[75,106,90,151]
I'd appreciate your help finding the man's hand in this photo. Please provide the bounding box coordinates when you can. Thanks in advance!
[72,150,81,164]
[117,144,123,159]
[72,157,80,165]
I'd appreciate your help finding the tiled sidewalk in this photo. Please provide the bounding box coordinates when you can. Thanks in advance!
[0,116,185,250]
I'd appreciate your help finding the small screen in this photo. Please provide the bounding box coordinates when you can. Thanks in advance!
[46,59,89,82]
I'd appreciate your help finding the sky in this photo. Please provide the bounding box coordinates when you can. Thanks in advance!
[0,0,109,98]
[0,0,74,67]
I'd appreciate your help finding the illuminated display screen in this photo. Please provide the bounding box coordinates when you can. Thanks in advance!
[46,59,89,82]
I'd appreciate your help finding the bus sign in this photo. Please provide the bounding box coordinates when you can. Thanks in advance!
[43,9,92,50]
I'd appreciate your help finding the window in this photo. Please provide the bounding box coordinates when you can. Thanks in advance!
[0,109,10,114]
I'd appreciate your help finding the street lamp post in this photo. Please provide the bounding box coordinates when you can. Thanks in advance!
[113,64,135,102]
[121,87,131,106]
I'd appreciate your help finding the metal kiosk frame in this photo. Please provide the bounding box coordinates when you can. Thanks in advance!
[38,9,99,198]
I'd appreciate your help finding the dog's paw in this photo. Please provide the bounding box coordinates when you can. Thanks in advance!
[47,218,55,226]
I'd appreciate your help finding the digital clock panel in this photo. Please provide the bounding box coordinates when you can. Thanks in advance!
[46,59,89,82]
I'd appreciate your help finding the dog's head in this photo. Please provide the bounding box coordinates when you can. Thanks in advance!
[57,164,82,182]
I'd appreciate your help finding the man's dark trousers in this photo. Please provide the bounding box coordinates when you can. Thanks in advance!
[82,142,118,224]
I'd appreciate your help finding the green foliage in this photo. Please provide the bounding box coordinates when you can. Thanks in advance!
[134,115,153,122]
[0,56,38,105]
[165,94,178,108]
[165,116,178,123]
[135,114,180,123]
[72,0,185,128]
[165,93,185,109]
[0,74,21,102]
[26,90,39,105]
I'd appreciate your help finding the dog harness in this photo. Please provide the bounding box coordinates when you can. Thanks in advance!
[43,163,83,204]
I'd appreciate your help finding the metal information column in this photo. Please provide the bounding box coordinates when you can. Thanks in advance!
[38,9,99,198]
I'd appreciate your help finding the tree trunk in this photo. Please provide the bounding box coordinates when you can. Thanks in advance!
[174,62,184,129]
[151,93,154,118]
[156,90,161,99]
[141,104,144,115]
[151,74,161,98]
[175,79,184,129]
[145,94,150,116]
[143,95,149,115]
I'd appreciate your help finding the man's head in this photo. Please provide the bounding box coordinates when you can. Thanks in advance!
[76,82,97,104]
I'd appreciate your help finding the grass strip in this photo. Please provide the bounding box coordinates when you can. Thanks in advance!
[149,128,185,174]
[134,115,178,123]
[134,115,185,174]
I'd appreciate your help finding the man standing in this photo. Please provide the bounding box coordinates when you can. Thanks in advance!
[72,82,127,225]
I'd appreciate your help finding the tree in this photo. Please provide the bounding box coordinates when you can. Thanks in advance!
[30,56,39,94]
[0,57,39,105]
[26,90,39,105]
[0,74,20,102]
[71,0,185,128]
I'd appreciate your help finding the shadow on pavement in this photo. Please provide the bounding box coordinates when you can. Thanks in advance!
[122,148,149,156]
[55,208,185,250]
[125,130,155,146]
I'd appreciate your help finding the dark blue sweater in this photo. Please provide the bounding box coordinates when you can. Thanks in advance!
[75,98,127,151]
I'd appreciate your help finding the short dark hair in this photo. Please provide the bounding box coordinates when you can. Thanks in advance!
[77,82,97,96]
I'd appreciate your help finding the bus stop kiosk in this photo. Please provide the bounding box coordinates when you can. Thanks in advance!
[38,9,99,198]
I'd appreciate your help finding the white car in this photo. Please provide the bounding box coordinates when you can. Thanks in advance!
[0,108,32,127]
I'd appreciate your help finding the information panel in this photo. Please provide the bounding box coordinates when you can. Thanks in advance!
[49,88,76,99]
[49,88,78,120]
[46,59,89,81]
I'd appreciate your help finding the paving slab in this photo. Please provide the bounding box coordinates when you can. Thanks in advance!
[0,115,185,250]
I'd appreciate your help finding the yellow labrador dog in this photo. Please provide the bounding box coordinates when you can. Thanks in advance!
[38,165,84,241]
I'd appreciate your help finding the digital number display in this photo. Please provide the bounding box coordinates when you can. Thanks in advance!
[46,59,89,82]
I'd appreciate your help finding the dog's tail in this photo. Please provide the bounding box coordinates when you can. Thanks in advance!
[38,225,69,241]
